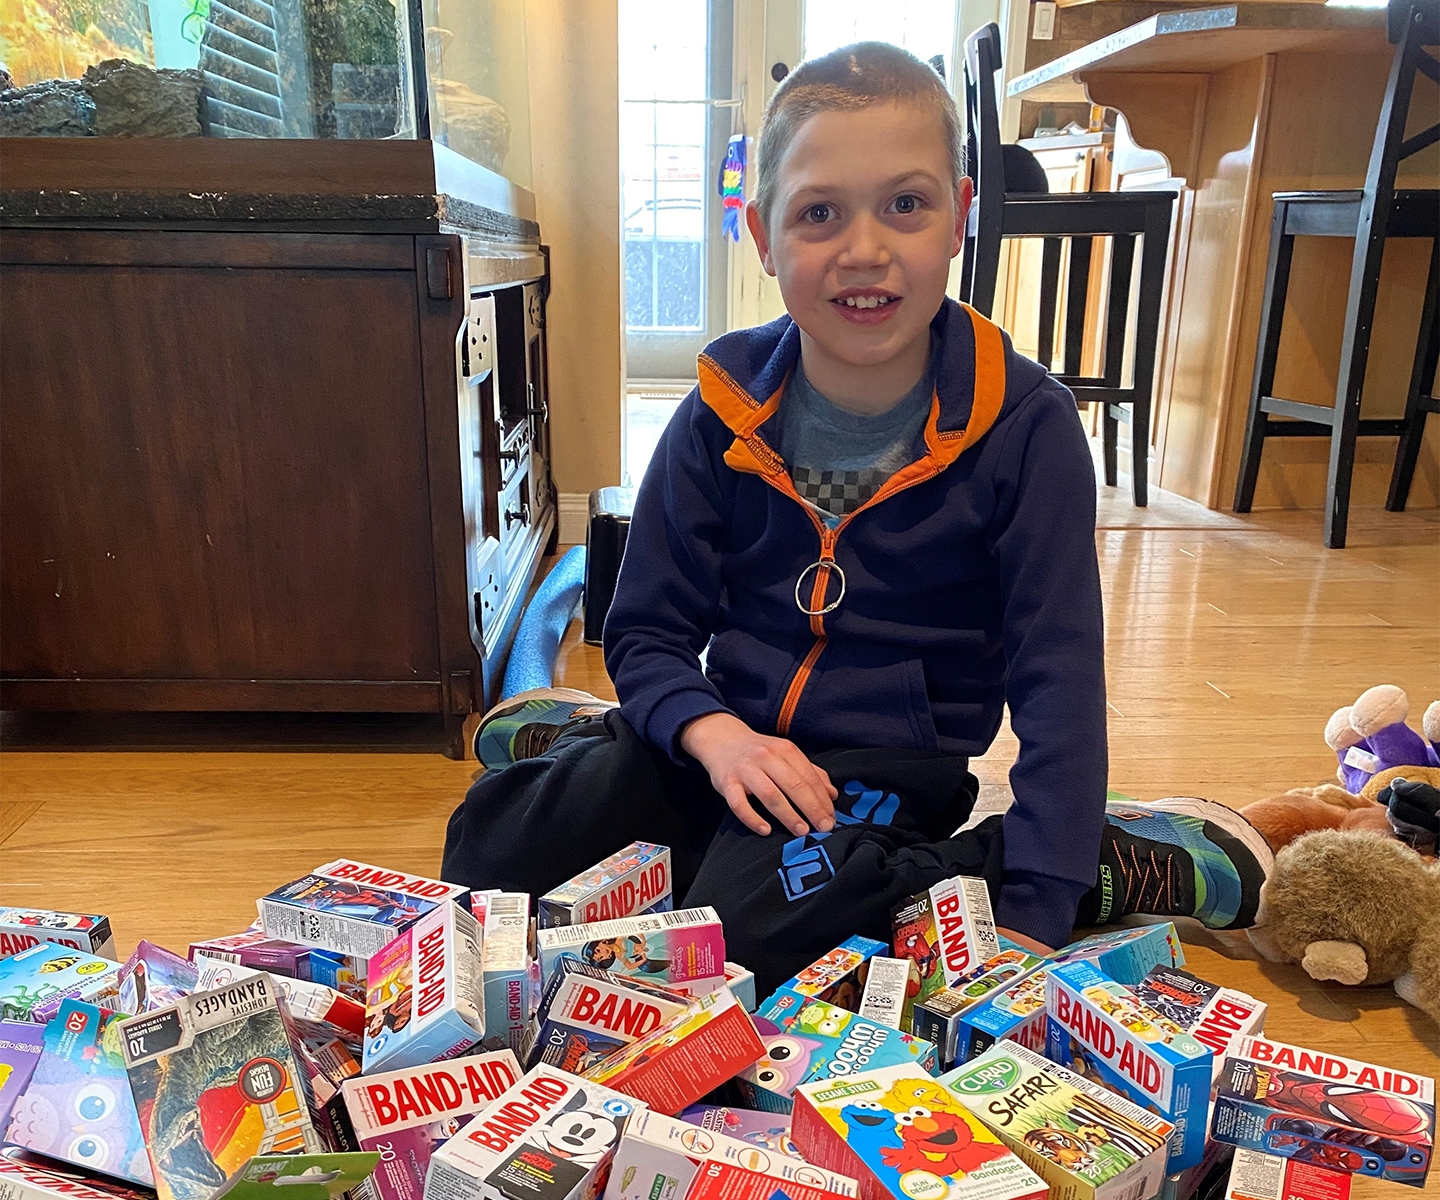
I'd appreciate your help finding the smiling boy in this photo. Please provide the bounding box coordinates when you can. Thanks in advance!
[443,43,1271,992]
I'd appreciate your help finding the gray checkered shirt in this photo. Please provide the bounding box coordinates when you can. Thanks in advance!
[776,354,934,522]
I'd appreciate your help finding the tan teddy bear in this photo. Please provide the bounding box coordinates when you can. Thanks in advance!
[1247,829,1440,1027]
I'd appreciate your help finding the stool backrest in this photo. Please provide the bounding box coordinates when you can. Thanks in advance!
[961,22,1006,314]
[1360,0,1438,239]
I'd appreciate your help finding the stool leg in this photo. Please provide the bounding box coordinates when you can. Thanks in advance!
[1103,235,1137,501]
[1038,237,1062,370]
[1235,203,1295,513]
[1103,403,1120,488]
[1130,205,1171,508]
[1064,237,1093,376]
[1387,235,1439,512]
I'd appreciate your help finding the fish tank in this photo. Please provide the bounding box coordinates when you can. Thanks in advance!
[0,0,532,186]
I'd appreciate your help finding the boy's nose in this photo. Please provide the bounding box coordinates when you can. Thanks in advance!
[836,214,891,270]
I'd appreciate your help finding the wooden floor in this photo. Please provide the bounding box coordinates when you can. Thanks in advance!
[2,490,1438,1197]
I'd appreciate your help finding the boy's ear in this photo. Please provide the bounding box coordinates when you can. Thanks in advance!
[951,178,973,259]
[745,201,777,277]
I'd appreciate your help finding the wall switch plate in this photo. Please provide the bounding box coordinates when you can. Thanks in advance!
[1033,1,1057,40]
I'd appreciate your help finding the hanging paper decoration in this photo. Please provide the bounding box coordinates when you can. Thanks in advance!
[719,134,747,243]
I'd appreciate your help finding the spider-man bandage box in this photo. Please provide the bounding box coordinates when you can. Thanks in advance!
[340,1048,520,1200]
[362,902,485,1075]
[424,1064,642,1200]
[1131,966,1266,1080]
[1045,961,1212,1171]
[535,908,724,996]
[583,986,765,1116]
[890,879,1001,1022]
[942,1040,1174,1200]
[537,843,672,929]
[118,973,326,1200]
[259,861,470,961]
[607,1105,858,1200]
[790,1063,1047,1200]
[1211,1035,1435,1188]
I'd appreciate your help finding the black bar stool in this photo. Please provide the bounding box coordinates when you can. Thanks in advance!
[1233,0,1439,548]
[961,23,1176,507]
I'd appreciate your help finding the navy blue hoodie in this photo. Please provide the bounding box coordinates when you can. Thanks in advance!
[603,298,1106,947]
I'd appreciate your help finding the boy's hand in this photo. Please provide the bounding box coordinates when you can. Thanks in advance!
[681,712,837,837]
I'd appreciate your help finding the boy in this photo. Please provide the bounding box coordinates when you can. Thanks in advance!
[443,43,1270,992]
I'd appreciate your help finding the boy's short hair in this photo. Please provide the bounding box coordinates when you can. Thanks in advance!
[754,41,964,230]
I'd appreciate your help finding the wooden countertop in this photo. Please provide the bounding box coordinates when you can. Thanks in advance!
[1009,2,1389,101]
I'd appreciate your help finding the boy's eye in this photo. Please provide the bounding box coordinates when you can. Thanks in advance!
[892,194,920,214]
[802,203,833,224]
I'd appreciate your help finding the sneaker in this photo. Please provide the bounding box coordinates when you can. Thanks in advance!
[473,687,616,769]
[1088,797,1273,930]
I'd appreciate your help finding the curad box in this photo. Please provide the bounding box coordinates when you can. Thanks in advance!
[941,1040,1174,1200]
[790,1063,1047,1200]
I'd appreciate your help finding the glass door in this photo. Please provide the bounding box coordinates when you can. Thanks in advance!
[619,0,736,381]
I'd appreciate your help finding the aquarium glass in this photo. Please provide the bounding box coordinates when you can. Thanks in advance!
[1,0,530,174]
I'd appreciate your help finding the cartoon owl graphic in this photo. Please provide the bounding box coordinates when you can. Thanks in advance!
[743,1020,826,1097]
[7,1061,153,1185]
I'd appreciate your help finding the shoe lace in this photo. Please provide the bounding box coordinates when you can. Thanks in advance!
[1114,843,1175,914]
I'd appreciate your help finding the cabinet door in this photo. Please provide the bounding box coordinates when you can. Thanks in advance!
[1,254,440,683]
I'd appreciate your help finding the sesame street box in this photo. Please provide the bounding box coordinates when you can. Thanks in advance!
[911,955,1045,1071]
[1132,967,1265,1079]
[1049,926,1183,988]
[608,1106,859,1200]
[891,880,1000,1026]
[790,1064,1047,1200]
[1210,1036,1434,1188]
[6,1000,154,1186]
[361,901,484,1074]
[119,973,326,1200]
[259,861,469,961]
[424,1064,641,1200]
[762,937,890,1017]
[536,909,724,996]
[0,910,115,960]
[527,963,689,1074]
[1045,961,1211,1171]
[340,1049,520,1200]
[0,943,121,1024]
[941,969,1050,1070]
[583,987,764,1116]
[941,1041,1174,1200]
[537,844,672,930]
[739,999,938,1116]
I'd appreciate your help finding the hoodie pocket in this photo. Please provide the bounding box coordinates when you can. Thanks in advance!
[788,655,941,751]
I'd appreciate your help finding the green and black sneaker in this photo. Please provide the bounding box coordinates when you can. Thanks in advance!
[473,687,616,769]
[1083,796,1273,930]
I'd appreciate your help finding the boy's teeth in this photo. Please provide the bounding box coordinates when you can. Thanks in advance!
[841,295,892,308]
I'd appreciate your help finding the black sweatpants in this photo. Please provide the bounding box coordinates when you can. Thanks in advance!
[441,710,1006,996]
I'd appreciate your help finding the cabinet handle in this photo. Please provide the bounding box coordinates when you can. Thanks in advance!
[505,503,531,529]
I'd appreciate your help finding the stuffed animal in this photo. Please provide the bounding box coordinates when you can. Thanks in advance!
[1241,784,1391,854]
[1324,685,1440,794]
[1247,829,1440,1027]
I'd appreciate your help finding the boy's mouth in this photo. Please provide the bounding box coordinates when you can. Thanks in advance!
[830,289,901,326]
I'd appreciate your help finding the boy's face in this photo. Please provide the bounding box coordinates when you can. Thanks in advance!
[746,100,970,374]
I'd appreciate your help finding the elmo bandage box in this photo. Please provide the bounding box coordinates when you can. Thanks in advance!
[790,1063,1048,1200]
[260,860,470,960]
[536,908,724,994]
[1211,1036,1434,1188]
[1132,966,1265,1078]
[1046,961,1211,1171]
[585,986,765,1115]
[608,1106,859,1200]
[0,909,114,959]
[425,1065,641,1200]
[341,1049,520,1200]
[538,843,672,929]
[362,901,485,1073]
[942,1040,1174,1200]
[891,878,1000,1017]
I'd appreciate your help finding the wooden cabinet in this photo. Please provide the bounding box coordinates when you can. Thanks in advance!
[0,179,556,754]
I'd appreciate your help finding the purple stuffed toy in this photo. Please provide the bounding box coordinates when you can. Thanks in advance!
[1325,685,1439,793]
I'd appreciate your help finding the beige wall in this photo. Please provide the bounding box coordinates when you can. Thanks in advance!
[526,0,624,496]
